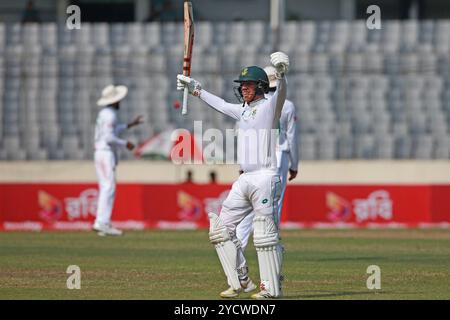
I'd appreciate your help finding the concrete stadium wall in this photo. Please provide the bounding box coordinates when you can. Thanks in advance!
[1,160,450,184]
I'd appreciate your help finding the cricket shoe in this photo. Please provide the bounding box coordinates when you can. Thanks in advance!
[93,222,123,236]
[251,289,282,300]
[220,278,257,298]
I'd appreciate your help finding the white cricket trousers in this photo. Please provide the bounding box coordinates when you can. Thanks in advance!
[219,169,282,274]
[94,150,117,226]
[235,151,289,265]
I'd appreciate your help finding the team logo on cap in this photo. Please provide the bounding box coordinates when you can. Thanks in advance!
[241,68,248,76]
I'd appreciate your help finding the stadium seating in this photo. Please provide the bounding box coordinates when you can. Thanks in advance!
[0,20,449,160]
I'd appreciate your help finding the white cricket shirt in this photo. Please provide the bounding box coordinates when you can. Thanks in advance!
[199,77,287,173]
[94,107,127,154]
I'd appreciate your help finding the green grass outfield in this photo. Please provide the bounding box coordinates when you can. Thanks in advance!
[0,229,449,300]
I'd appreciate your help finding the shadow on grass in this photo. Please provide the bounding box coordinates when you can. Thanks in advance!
[235,289,392,300]
[303,256,385,262]
[286,290,386,299]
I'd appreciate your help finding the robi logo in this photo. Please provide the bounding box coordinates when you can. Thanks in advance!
[38,191,63,223]
[326,190,393,223]
[177,191,202,221]
[37,189,98,223]
[326,192,351,222]
[353,190,393,222]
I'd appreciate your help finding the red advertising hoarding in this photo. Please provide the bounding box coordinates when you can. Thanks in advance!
[0,183,449,230]
[283,185,432,225]
[430,185,450,223]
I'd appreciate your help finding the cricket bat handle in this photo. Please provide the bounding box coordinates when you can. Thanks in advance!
[182,86,188,115]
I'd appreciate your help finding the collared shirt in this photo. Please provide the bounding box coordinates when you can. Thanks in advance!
[199,77,287,172]
[94,107,127,155]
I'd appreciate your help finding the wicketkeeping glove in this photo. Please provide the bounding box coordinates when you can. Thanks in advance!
[177,74,202,97]
[270,52,289,75]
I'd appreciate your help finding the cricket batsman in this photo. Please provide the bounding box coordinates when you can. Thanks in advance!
[93,85,143,236]
[234,65,299,286]
[177,52,290,299]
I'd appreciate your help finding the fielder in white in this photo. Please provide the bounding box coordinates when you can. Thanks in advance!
[93,85,143,236]
[235,65,299,280]
[177,52,290,299]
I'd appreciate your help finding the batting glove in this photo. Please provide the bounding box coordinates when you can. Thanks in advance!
[177,74,202,97]
[270,52,289,75]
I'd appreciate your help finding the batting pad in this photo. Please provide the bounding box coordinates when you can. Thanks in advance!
[253,215,282,297]
[208,213,241,291]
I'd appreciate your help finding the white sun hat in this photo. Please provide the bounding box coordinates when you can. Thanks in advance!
[96,85,128,106]
[263,65,278,88]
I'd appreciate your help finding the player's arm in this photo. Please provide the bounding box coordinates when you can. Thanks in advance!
[104,114,134,150]
[177,75,242,120]
[115,123,127,135]
[115,115,144,135]
[199,90,242,120]
[127,115,144,129]
[286,103,299,178]
[269,52,289,121]
[271,76,287,122]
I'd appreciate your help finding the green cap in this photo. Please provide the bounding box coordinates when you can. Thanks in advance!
[234,66,269,85]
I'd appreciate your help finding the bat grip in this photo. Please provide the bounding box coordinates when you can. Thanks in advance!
[182,86,188,115]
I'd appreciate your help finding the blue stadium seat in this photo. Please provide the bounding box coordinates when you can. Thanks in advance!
[0,21,450,160]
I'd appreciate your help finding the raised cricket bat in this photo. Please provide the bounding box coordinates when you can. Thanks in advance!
[182,0,194,115]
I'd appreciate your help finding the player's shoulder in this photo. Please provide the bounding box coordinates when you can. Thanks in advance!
[282,99,295,113]
[285,99,295,107]
[99,107,116,118]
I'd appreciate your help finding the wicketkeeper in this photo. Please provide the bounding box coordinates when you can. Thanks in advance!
[177,52,290,299]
